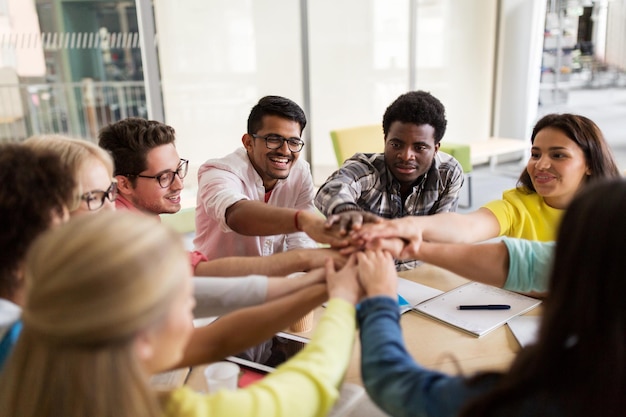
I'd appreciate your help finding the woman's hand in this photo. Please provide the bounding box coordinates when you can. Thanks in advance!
[356,250,397,298]
[325,254,362,305]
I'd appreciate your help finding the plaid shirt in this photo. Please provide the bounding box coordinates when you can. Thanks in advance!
[315,152,464,270]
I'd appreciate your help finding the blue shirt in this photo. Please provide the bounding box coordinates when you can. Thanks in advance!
[0,320,21,369]
[358,296,497,417]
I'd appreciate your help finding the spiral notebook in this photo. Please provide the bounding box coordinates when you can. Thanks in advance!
[414,281,541,337]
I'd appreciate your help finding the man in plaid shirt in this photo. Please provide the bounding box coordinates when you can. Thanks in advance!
[315,91,464,269]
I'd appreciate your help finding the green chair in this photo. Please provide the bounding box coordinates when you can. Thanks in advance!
[330,124,383,166]
[439,143,473,208]
[330,126,472,208]
[160,206,196,234]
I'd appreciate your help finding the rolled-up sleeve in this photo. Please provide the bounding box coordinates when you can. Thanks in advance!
[198,169,251,233]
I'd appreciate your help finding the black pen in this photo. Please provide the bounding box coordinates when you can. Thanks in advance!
[458,304,511,310]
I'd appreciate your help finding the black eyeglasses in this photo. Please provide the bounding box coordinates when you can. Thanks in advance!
[130,159,189,189]
[251,134,305,152]
[80,180,118,211]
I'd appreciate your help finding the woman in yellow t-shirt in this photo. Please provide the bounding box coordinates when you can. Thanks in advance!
[356,113,621,247]
[0,211,361,417]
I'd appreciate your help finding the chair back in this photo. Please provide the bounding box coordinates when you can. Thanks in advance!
[439,143,472,174]
[330,124,383,166]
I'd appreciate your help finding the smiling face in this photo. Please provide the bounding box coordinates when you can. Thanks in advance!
[384,121,438,194]
[243,115,302,191]
[120,143,184,215]
[527,127,591,209]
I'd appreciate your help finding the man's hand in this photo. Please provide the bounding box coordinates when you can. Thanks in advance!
[303,248,349,270]
[324,210,383,236]
[365,237,426,260]
[351,216,424,250]
[297,210,351,248]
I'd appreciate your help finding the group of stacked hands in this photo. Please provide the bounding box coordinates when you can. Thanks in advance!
[0,91,623,417]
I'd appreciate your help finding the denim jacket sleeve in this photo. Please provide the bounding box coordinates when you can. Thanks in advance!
[357,296,497,417]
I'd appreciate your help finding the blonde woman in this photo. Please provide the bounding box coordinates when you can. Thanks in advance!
[24,135,117,215]
[0,211,359,417]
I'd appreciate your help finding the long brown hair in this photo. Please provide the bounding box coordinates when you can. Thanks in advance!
[517,113,620,192]
[0,211,188,417]
[462,179,626,416]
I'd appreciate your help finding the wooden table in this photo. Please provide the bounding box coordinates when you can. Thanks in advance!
[185,263,540,390]
[298,263,539,386]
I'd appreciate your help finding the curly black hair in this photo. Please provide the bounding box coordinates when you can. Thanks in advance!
[382,91,447,144]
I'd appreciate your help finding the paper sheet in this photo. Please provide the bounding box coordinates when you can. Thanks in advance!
[397,277,444,314]
[507,315,540,347]
[414,282,542,337]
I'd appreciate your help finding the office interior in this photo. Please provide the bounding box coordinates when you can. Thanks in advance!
[1,0,625,200]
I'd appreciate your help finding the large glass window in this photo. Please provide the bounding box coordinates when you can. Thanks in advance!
[0,0,147,142]
[154,0,304,174]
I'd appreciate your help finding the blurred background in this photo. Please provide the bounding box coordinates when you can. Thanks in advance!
[0,0,624,188]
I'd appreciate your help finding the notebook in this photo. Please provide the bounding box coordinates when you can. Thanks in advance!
[414,281,542,337]
[397,277,444,314]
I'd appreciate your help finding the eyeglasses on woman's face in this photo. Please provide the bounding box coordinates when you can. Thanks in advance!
[80,180,118,211]
[130,158,189,189]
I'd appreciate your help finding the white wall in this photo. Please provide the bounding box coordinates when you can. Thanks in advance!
[493,0,546,140]
[605,0,626,70]
[308,0,411,176]
[154,0,304,180]
[154,0,502,184]
[3,0,46,76]
[413,0,497,146]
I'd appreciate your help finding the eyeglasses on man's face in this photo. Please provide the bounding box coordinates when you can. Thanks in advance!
[81,180,118,211]
[130,158,189,189]
[251,134,304,153]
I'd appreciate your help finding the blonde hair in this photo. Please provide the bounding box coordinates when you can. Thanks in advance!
[0,211,188,417]
[24,135,115,210]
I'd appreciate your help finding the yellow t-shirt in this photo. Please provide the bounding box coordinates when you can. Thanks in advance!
[161,298,356,417]
[483,188,563,241]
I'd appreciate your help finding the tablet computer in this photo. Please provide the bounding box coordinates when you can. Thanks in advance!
[226,331,309,386]
[226,331,365,416]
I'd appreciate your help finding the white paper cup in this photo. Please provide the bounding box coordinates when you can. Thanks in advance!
[204,361,240,393]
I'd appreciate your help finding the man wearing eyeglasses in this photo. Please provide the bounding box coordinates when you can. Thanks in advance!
[99,119,186,216]
[99,116,345,278]
[98,118,210,272]
[194,95,346,261]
